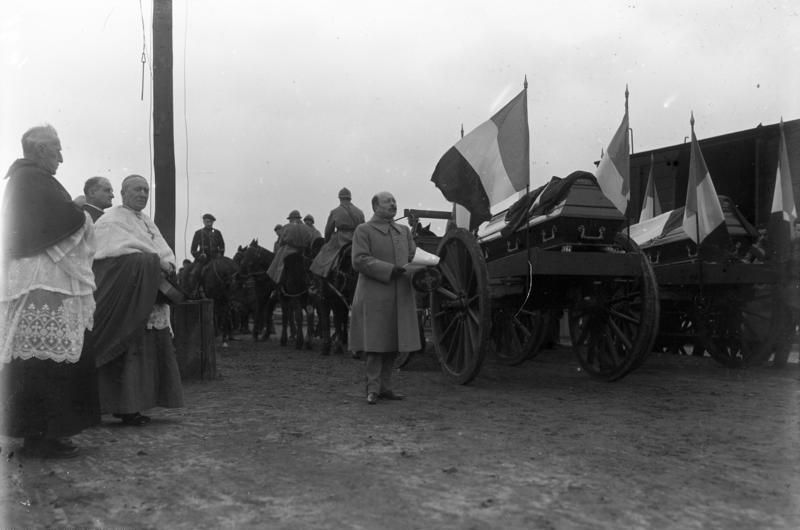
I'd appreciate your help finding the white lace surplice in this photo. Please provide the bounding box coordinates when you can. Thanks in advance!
[0,216,96,365]
[94,205,176,333]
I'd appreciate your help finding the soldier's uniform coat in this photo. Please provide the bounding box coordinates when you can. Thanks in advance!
[267,221,314,284]
[309,202,365,278]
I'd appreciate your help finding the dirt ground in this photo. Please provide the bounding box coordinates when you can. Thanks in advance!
[2,330,799,530]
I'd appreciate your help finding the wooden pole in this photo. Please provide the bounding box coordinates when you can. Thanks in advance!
[153,0,176,251]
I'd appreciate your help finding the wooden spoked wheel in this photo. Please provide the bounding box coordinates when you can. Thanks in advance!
[654,300,706,357]
[491,307,551,366]
[568,236,660,381]
[431,229,491,384]
[696,284,778,368]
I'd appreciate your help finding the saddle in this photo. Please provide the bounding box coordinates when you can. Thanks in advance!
[327,243,353,292]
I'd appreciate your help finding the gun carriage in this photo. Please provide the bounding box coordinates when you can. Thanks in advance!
[631,196,780,367]
[422,171,660,384]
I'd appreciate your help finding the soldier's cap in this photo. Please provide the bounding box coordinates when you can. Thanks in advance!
[203,213,216,221]
[338,187,352,199]
[287,209,302,220]
[303,214,314,223]
[274,224,283,231]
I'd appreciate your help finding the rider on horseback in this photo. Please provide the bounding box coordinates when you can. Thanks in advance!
[309,187,366,279]
[188,213,225,295]
[267,210,315,284]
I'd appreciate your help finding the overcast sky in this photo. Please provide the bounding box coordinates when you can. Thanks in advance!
[2,0,798,262]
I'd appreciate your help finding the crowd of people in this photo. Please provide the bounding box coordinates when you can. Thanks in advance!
[1,124,423,458]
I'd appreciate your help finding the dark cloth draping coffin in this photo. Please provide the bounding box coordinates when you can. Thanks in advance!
[481,171,626,261]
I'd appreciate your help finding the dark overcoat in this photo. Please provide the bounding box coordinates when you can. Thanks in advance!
[348,216,421,353]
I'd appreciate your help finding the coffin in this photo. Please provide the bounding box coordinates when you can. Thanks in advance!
[629,195,758,265]
[478,171,626,261]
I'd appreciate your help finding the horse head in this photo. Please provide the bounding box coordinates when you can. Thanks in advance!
[241,240,274,275]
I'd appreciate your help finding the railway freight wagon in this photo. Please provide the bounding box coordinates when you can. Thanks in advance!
[628,118,800,226]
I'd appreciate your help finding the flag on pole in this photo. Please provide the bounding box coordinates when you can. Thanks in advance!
[431,86,529,229]
[682,113,728,248]
[639,153,661,222]
[595,87,630,215]
[768,118,797,262]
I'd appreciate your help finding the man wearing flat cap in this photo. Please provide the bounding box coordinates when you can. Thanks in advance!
[191,213,225,262]
[267,209,314,284]
[188,213,225,294]
[310,187,366,278]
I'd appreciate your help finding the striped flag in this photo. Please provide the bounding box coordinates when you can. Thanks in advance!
[595,87,630,215]
[639,153,661,222]
[768,118,797,262]
[431,87,529,229]
[682,113,729,248]
[629,208,684,246]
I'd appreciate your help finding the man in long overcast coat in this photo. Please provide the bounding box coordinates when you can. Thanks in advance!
[349,191,420,404]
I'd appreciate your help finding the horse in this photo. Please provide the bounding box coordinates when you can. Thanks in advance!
[229,245,255,334]
[314,242,357,356]
[270,238,324,350]
[181,255,239,346]
[238,240,277,341]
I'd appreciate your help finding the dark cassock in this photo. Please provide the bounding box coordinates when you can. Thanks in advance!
[0,158,100,445]
[86,205,184,419]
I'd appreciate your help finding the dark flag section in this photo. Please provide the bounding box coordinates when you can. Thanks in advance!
[431,87,529,230]
[431,146,493,229]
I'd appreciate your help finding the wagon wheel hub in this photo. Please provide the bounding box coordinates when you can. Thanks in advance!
[441,293,469,310]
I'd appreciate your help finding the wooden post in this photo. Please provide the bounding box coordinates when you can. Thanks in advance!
[153,0,176,251]
[173,299,217,380]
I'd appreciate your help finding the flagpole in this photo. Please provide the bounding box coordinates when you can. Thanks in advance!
[523,76,532,315]
[691,112,705,295]
[624,85,631,245]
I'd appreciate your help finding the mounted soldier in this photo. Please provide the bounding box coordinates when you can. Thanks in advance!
[267,209,315,284]
[310,187,365,279]
[304,214,323,240]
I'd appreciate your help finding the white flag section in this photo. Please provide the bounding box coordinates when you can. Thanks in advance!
[454,203,471,229]
[768,119,797,261]
[595,94,630,215]
[639,154,661,222]
[770,119,797,225]
[457,120,520,207]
